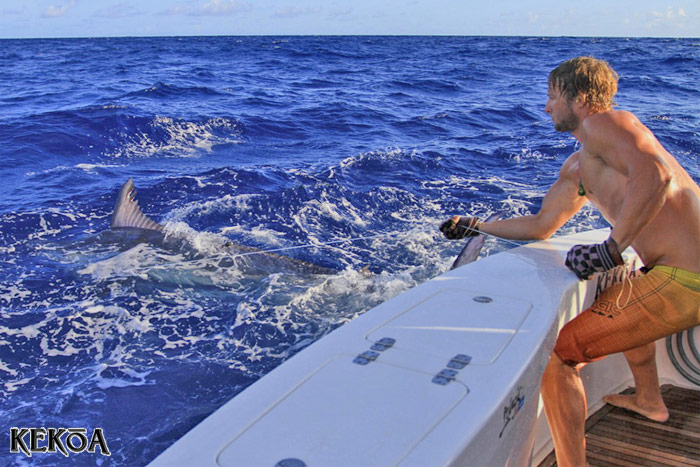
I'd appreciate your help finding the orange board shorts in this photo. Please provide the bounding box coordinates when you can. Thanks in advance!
[554,266,700,368]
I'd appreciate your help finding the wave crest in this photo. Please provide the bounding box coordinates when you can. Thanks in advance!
[105,115,242,158]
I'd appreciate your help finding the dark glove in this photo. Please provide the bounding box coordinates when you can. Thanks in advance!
[565,237,624,280]
[440,216,481,240]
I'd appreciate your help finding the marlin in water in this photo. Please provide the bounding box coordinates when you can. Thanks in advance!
[106,178,338,276]
[108,179,495,277]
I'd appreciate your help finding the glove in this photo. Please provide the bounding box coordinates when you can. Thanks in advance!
[440,216,481,240]
[565,237,624,280]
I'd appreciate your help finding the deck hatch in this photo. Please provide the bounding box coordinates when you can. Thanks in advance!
[216,357,467,466]
[367,289,532,365]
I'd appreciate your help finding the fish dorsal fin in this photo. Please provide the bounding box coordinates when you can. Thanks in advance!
[110,178,164,232]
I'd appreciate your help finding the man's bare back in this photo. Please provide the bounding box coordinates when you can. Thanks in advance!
[570,109,700,273]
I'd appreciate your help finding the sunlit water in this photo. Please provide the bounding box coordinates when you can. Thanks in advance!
[1,36,698,465]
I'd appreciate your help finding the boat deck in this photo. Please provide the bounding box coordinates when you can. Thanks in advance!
[538,384,700,466]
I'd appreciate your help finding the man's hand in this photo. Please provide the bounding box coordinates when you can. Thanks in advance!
[440,216,481,240]
[565,237,624,280]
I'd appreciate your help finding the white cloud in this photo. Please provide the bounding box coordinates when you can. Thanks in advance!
[651,6,685,20]
[645,6,696,33]
[273,6,322,19]
[327,8,353,21]
[42,0,76,18]
[93,2,141,19]
[161,0,252,17]
[194,0,252,16]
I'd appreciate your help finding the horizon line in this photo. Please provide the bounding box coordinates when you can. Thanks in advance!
[1,33,699,40]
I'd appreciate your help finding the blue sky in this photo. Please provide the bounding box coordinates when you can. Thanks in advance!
[1,0,698,38]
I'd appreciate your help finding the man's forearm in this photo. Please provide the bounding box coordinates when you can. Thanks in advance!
[479,215,555,241]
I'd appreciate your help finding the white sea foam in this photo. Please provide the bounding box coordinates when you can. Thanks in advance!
[339,147,413,169]
[78,244,164,280]
[4,377,32,393]
[292,194,369,239]
[0,245,16,255]
[0,359,18,377]
[0,283,32,303]
[27,213,70,241]
[105,116,242,159]
[219,224,284,246]
[164,221,239,255]
[510,147,556,163]
[0,318,44,341]
[95,365,152,389]
[75,163,123,171]
[166,194,254,222]
[178,174,226,189]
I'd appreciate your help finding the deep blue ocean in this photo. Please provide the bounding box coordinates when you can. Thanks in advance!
[1,36,698,465]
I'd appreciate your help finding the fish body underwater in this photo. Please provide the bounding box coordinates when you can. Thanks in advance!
[103,179,495,282]
[103,179,339,276]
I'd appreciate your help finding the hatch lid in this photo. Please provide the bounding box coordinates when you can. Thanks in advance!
[217,356,467,466]
[367,288,532,365]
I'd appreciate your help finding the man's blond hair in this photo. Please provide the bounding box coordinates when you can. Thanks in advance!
[549,57,618,112]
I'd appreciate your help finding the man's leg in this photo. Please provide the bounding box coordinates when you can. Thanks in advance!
[541,352,587,467]
[603,342,669,422]
[544,267,699,463]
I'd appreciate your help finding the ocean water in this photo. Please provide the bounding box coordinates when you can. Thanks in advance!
[1,36,698,465]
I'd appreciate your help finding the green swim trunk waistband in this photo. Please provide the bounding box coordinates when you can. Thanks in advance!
[653,265,700,292]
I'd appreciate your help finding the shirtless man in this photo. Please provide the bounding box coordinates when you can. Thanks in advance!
[441,56,700,466]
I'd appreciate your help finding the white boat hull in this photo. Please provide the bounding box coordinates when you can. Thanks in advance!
[149,229,698,466]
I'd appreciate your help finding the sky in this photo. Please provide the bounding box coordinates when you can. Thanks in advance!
[0,0,699,38]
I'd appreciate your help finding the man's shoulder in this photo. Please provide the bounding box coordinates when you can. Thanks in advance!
[582,109,638,132]
[580,109,644,152]
[560,151,581,180]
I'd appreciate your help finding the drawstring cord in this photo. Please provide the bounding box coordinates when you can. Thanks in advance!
[615,263,635,309]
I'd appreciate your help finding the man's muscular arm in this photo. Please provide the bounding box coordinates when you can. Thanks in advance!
[582,113,672,251]
[478,153,587,241]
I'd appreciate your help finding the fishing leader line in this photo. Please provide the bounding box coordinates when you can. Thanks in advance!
[101,215,557,278]
[139,220,532,273]
[142,230,401,271]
